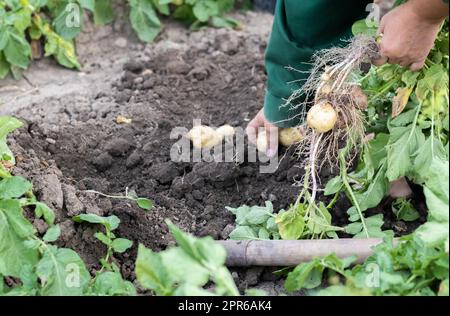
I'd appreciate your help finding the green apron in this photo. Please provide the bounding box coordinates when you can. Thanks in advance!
[264,0,372,127]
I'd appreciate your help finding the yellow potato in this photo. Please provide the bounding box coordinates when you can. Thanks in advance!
[279,127,304,147]
[215,125,235,138]
[187,125,222,149]
[307,102,337,133]
[256,130,268,153]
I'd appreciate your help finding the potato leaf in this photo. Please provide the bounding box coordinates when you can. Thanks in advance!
[36,246,90,296]
[129,0,162,42]
[91,271,136,296]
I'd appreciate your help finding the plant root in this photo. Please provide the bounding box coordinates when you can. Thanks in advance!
[288,36,378,210]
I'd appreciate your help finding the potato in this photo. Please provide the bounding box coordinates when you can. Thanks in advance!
[279,127,304,147]
[216,125,235,138]
[307,102,337,133]
[256,130,268,153]
[187,125,222,149]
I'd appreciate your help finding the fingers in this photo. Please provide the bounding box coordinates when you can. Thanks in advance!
[264,122,279,158]
[410,60,426,72]
[246,109,279,157]
[372,54,388,66]
[245,110,264,145]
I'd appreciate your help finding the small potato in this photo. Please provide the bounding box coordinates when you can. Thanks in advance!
[307,102,337,133]
[256,130,268,153]
[216,125,235,138]
[279,127,304,147]
[187,125,222,149]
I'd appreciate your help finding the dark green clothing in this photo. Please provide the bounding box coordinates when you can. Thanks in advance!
[264,0,372,127]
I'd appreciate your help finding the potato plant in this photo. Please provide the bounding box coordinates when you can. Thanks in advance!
[0,0,241,79]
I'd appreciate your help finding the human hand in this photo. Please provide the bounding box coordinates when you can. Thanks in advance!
[246,109,279,157]
[373,0,446,71]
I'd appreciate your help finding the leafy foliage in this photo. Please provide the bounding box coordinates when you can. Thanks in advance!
[276,201,342,240]
[285,234,449,296]
[135,219,239,296]
[0,0,241,78]
[226,201,280,240]
[284,18,449,296]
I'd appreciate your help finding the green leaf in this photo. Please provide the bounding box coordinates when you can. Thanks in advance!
[129,0,161,42]
[136,198,153,210]
[324,176,343,196]
[72,213,120,230]
[94,232,111,245]
[167,219,227,269]
[92,271,136,296]
[351,19,378,36]
[193,0,219,22]
[226,205,250,225]
[53,3,83,40]
[173,284,215,296]
[210,16,240,28]
[0,199,35,238]
[0,200,38,277]
[0,176,32,199]
[0,116,22,163]
[285,259,323,292]
[34,202,56,226]
[245,206,271,225]
[42,28,80,69]
[2,29,31,69]
[11,7,32,33]
[160,247,210,287]
[413,136,447,182]
[93,0,114,24]
[354,163,388,211]
[43,224,61,242]
[0,52,10,79]
[152,0,170,15]
[276,206,305,240]
[36,247,90,296]
[111,238,133,253]
[392,199,420,222]
[228,225,257,240]
[258,227,270,239]
[135,244,173,295]
[423,157,449,223]
[79,0,95,11]
[386,122,425,181]
[416,222,449,249]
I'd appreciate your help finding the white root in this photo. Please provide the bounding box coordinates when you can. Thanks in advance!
[309,132,323,206]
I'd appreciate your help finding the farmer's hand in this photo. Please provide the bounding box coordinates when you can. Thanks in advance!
[246,109,279,157]
[373,0,448,71]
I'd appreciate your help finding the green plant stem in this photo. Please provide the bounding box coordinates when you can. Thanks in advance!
[326,191,340,209]
[339,149,369,238]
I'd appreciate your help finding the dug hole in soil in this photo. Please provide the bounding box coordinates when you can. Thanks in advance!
[1,13,425,294]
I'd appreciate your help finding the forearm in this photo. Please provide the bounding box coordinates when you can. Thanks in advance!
[407,0,448,22]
